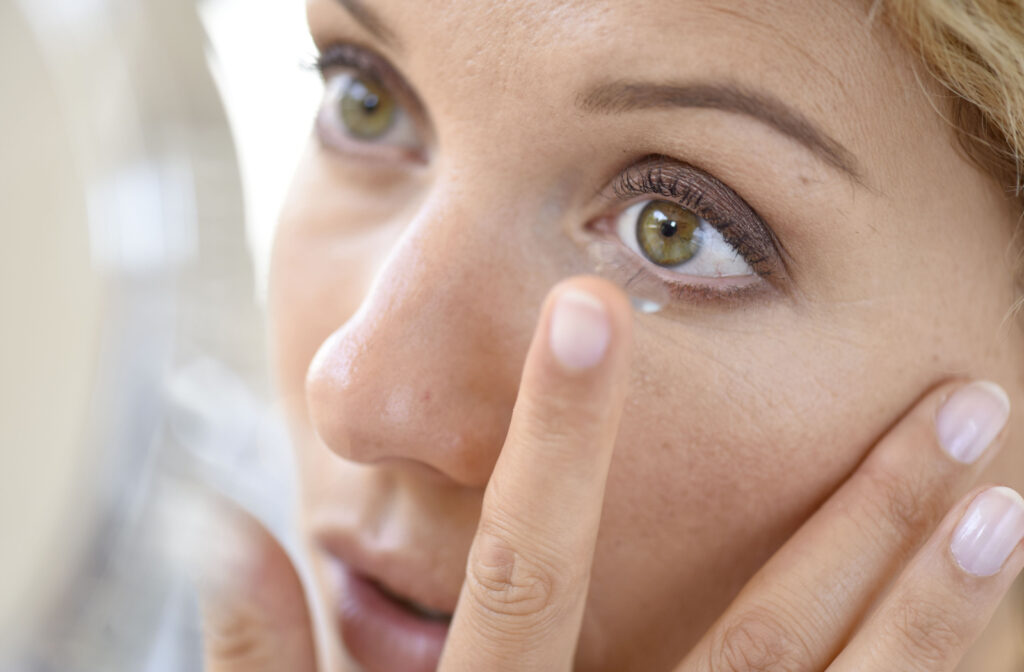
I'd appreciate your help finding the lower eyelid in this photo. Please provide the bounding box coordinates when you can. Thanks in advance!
[583,221,764,303]
[591,241,769,313]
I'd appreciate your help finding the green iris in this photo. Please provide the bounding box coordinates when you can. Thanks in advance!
[636,200,701,266]
[339,76,396,139]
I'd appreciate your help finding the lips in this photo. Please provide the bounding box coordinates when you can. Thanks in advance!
[318,537,457,672]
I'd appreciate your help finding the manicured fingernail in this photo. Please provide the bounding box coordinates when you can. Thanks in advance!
[936,381,1009,463]
[549,288,610,371]
[951,487,1024,576]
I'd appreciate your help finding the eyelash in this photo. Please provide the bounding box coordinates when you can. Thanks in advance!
[309,44,783,306]
[592,157,784,304]
[613,160,775,274]
[310,43,428,162]
[312,43,390,84]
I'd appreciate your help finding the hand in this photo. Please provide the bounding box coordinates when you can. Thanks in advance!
[199,277,1024,672]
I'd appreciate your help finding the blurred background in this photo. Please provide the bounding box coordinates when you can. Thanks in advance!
[0,0,318,669]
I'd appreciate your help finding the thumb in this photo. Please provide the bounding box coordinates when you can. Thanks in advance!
[194,497,317,672]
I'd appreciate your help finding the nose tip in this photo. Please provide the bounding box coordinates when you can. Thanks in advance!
[303,286,521,488]
[299,190,544,488]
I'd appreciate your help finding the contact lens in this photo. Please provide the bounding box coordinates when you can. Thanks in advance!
[583,239,670,314]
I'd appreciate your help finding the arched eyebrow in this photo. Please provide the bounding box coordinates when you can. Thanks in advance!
[578,81,864,182]
[328,1,861,183]
[333,0,401,50]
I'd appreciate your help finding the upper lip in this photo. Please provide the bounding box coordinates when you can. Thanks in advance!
[315,530,459,616]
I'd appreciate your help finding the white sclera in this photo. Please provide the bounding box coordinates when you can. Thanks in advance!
[615,201,754,280]
[579,201,760,313]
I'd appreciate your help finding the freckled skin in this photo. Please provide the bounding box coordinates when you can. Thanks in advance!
[271,1,1024,670]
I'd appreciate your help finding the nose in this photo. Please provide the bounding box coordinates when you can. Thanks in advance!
[305,196,533,488]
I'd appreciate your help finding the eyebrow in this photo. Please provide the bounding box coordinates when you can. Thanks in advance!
[578,81,863,181]
[333,0,401,49]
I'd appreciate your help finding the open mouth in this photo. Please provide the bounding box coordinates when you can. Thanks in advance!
[331,560,453,672]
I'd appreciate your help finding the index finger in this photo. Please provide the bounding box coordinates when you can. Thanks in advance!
[439,277,634,671]
[681,379,1011,671]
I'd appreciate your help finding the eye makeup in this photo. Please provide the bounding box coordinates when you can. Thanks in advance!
[310,43,786,311]
[608,156,782,279]
[314,43,409,102]
[582,155,788,311]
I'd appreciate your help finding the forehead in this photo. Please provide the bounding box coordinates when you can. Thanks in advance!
[308,0,915,192]
[310,0,879,77]
[309,0,894,121]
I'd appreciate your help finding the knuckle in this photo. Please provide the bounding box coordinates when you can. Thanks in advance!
[889,593,966,665]
[518,383,604,443]
[465,521,572,631]
[202,608,277,667]
[857,454,946,549]
[707,606,811,672]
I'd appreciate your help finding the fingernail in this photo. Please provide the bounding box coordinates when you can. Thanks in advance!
[549,288,610,371]
[951,487,1024,576]
[935,381,1010,463]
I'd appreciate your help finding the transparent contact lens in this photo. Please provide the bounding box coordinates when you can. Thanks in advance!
[583,239,670,314]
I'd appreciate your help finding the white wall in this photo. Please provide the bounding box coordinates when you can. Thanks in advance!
[199,0,322,297]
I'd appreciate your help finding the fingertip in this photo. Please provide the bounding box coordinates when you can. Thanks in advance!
[194,495,318,672]
[950,485,1024,578]
[545,276,634,372]
[558,275,635,331]
[191,493,310,626]
[935,381,1011,465]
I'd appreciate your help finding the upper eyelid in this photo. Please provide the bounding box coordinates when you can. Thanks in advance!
[314,42,427,121]
[605,160,747,234]
[602,158,786,282]
[314,43,381,78]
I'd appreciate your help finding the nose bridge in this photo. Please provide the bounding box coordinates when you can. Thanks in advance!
[305,191,532,487]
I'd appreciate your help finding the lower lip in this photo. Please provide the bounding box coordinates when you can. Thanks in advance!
[331,562,450,672]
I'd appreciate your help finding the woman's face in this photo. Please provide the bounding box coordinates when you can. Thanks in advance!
[270,1,1023,670]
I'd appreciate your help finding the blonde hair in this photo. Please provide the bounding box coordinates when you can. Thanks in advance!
[878,0,1024,204]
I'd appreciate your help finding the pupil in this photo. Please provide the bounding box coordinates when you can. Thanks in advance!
[660,218,678,238]
[362,93,380,113]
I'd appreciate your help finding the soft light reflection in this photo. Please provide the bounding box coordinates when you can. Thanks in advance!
[199,0,321,298]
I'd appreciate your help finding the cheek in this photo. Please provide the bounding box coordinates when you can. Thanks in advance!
[599,323,870,554]
[577,310,946,667]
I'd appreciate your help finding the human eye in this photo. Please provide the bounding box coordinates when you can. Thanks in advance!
[614,200,754,278]
[585,156,786,307]
[313,44,423,161]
